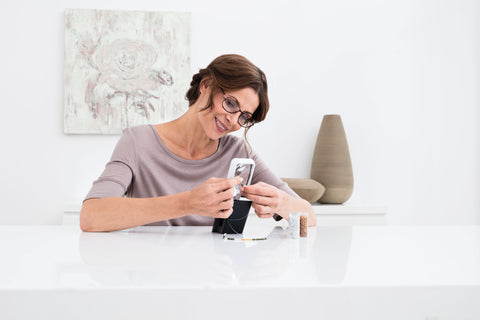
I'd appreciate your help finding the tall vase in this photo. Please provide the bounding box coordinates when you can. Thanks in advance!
[311,114,354,204]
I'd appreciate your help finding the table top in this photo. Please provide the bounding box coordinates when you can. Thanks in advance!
[1,223,479,290]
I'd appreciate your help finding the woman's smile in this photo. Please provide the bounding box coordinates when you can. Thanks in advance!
[215,117,228,133]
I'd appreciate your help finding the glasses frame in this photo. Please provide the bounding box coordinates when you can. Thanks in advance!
[220,88,255,128]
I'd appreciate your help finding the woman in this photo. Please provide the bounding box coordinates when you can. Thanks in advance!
[80,54,315,232]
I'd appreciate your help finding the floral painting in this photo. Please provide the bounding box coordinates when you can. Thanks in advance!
[64,9,190,134]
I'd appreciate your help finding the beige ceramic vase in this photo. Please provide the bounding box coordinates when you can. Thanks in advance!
[311,114,354,204]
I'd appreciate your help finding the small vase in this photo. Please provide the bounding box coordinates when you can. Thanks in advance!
[311,114,354,204]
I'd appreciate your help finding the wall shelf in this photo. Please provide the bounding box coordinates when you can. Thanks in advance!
[312,203,387,215]
[311,203,387,225]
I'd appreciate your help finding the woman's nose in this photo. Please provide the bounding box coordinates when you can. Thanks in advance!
[225,112,240,126]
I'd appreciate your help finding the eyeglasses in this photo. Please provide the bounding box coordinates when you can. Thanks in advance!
[220,88,255,128]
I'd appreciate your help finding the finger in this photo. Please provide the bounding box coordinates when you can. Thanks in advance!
[215,176,243,193]
[243,193,273,207]
[218,198,234,211]
[257,213,274,219]
[252,204,275,218]
[242,184,276,197]
[216,187,236,202]
[256,209,274,219]
[216,208,233,219]
[252,202,272,216]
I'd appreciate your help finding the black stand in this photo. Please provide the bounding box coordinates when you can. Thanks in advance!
[212,199,252,234]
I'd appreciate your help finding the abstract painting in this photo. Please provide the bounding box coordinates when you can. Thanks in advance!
[64,9,191,134]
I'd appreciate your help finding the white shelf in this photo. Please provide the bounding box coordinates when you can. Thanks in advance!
[312,203,387,215]
[311,203,387,226]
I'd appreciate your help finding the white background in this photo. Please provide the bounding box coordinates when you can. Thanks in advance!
[0,0,478,225]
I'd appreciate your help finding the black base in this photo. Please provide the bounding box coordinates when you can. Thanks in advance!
[212,199,252,234]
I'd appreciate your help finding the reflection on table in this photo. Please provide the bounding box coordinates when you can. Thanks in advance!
[78,225,353,287]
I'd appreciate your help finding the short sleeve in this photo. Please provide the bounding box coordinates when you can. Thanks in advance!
[84,129,137,200]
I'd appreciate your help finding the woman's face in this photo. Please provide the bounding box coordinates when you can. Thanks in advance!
[198,86,259,140]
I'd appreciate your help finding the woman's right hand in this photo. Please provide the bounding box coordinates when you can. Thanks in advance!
[184,176,242,218]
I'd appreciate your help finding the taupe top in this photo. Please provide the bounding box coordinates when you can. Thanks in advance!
[85,125,297,226]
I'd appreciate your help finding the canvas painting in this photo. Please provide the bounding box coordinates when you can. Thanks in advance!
[64,9,191,134]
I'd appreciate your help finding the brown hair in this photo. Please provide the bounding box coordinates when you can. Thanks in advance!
[185,54,269,138]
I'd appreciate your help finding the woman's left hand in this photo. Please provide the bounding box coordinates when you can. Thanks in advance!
[241,182,288,219]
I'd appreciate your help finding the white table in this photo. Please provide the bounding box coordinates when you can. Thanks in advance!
[1,222,479,320]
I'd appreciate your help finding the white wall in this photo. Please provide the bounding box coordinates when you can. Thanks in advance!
[0,0,478,225]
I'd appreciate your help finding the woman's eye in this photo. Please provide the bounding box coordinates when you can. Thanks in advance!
[225,99,237,110]
[239,114,251,124]
[241,113,252,120]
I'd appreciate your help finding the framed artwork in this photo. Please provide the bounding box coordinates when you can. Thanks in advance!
[64,9,191,134]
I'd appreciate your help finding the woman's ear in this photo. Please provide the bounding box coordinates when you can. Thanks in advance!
[200,77,212,94]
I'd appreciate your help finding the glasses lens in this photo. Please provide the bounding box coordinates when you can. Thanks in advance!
[239,114,254,128]
[223,98,238,112]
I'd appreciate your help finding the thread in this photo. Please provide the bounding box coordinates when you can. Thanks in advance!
[226,215,248,234]
[289,212,308,238]
[223,234,267,241]
[300,214,308,237]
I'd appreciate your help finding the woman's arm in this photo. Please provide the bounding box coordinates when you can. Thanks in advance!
[80,194,187,232]
[81,177,242,232]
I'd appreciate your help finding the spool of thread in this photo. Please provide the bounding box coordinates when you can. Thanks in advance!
[289,212,308,238]
[288,212,300,239]
[300,214,308,237]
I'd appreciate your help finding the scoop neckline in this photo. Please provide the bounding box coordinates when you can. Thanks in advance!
[148,124,226,165]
